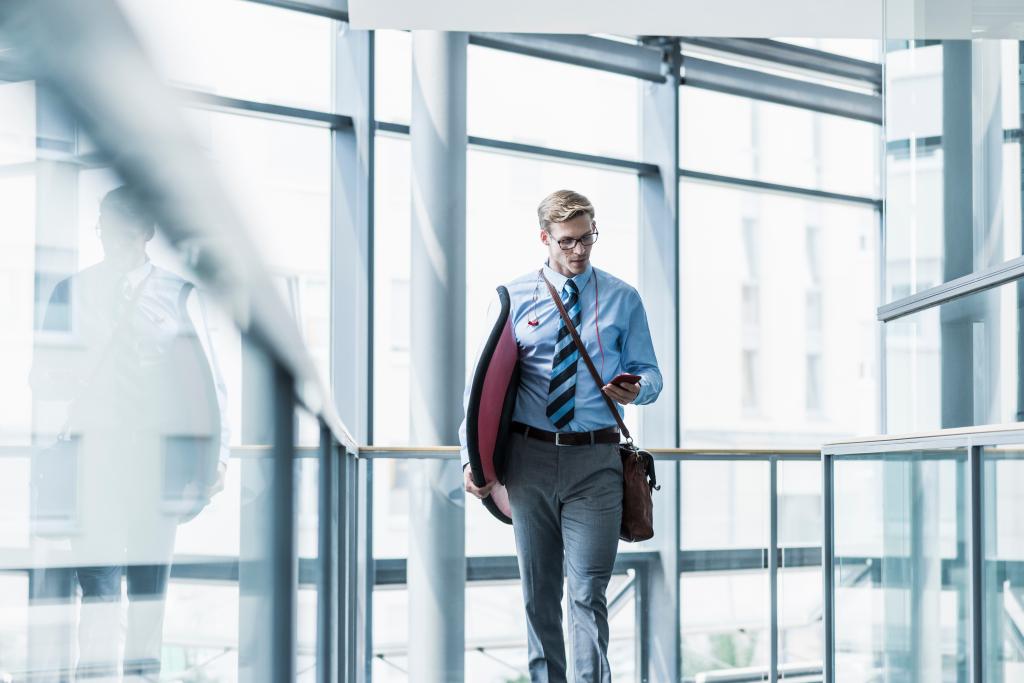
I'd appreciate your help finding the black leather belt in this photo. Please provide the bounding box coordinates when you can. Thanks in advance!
[512,421,620,446]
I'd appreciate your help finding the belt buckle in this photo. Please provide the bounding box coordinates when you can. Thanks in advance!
[554,432,568,447]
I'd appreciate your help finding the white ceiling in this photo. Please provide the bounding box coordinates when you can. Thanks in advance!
[348,0,1024,39]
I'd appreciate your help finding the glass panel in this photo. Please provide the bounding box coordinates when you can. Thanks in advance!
[681,461,770,681]
[120,0,334,112]
[468,45,640,161]
[680,87,879,198]
[884,40,1024,301]
[833,450,968,683]
[778,461,823,673]
[295,431,320,680]
[680,181,878,449]
[184,108,332,389]
[681,461,768,550]
[681,572,770,681]
[981,446,1024,681]
[884,280,1024,433]
[372,574,638,681]
[0,82,319,683]
[375,30,412,126]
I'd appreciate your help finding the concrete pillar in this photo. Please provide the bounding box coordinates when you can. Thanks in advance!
[408,30,467,683]
[639,37,682,683]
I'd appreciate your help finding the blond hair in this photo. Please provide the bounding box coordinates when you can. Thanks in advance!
[537,190,595,231]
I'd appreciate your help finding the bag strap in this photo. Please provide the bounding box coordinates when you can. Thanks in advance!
[540,269,632,443]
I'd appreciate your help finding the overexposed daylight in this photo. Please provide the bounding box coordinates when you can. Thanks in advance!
[1,0,1024,682]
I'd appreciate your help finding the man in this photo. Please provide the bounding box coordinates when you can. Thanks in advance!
[461,189,662,683]
[30,185,229,679]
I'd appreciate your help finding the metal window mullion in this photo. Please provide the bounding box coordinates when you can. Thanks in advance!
[271,362,297,683]
[822,452,835,683]
[635,565,649,683]
[375,120,654,175]
[357,455,374,683]
[681,56,882,125]
[317,423,335,683]
[769,457,779,683]
[177,88,351,129]
[679,167,881,208]
[337,447,352,683]
[241,0,349,22]
[968,445,984,683]
[878,253,1024,322]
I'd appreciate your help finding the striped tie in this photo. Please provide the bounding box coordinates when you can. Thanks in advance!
[546,279,581,430]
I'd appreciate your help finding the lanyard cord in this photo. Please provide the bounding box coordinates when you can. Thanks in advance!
[532,266,606,378]
[594,271,605,378]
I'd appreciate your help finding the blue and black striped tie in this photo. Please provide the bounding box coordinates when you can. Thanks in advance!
[546,279,581,430]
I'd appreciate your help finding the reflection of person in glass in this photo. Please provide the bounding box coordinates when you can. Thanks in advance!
[30,186,229,679]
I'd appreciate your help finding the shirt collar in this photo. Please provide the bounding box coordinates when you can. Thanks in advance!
[123,259,153,291]
[542,261,593,294]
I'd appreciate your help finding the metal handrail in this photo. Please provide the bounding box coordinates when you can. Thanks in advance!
[823,422,1024,456]
[360,445,820,459]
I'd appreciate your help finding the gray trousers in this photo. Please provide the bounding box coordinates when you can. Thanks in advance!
[505,431,623,683]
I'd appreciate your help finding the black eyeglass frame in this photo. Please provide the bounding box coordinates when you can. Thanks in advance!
[550,231,599,251]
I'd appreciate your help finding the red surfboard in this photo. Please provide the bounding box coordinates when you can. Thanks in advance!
[466,286,520,524]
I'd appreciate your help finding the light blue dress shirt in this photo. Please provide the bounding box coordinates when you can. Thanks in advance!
[460,262,663,467]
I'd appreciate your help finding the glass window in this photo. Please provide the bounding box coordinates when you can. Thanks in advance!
[373,133,641,445]
[374,30,412,126]
[884,280,1024,433]
[0,76,335,679]
[468,45,640,161]
[680,460,771,680]
[375,35,642,164]
[680,181,878,449]
[183,108,332,395]
[465,148,639,340]
[778,461,823,671]
[681,87,879,198]
[833,450,967,683]
[884,40,1024,301]
[981,446,1024,681]
[372,134,412,447]
[120,0,334,112]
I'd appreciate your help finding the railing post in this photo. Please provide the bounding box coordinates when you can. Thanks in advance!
[968,445,984,683]
[318,423,335,683]
[822,451,834,683]
[270,360,297,682]
[769,457,779,683]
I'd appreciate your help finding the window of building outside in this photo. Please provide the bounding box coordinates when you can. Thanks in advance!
[884,40,1022,302]
[680,58,880,450]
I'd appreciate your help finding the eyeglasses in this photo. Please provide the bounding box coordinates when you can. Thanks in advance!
[551,231,599,251]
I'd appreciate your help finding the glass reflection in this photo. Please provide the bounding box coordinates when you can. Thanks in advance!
[884,39,1024,301]
[981,447,1024,681]
[885,280,1024,433]
[28,186,229,679]
[833,450,967,683]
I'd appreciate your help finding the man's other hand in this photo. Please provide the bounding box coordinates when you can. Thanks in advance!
[464,465,496,499]
[602,381,640,405]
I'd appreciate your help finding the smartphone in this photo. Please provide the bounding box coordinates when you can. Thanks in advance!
[610,372,641,387]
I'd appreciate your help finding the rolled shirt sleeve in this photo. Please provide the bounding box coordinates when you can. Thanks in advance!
[620,289,663,406]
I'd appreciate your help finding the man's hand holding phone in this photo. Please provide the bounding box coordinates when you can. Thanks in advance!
[602,372,641,405]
